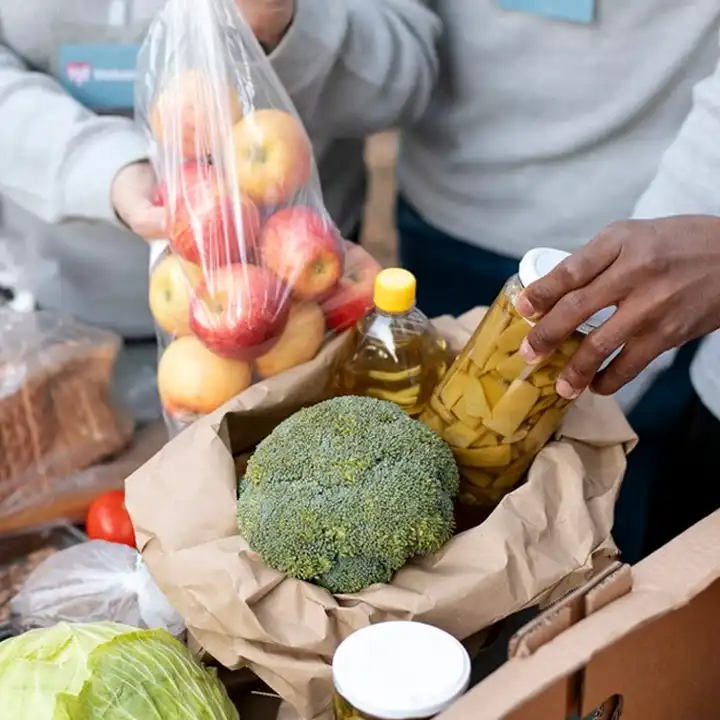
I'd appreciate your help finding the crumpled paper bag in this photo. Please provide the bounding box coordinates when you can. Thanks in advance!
[126,308,637,720]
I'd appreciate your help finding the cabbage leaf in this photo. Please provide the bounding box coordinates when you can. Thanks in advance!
[0,622,239,720]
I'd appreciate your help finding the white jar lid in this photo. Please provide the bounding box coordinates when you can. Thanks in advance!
[332,621,471,720]
[518,247,616,336]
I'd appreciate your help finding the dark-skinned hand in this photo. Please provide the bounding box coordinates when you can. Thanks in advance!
[515,215,720,400]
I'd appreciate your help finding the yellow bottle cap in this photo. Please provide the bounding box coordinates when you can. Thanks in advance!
[373,268,417,314]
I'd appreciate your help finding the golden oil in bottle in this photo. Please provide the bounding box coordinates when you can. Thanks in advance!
[333,268,447,417]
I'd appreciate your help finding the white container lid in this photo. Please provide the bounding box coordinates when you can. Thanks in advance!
[518,247,616,336]
[332,621,471,720]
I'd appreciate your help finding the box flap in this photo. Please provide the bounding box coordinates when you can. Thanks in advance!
[539,510,720,675]
[509,561,631,659]
[438,561,632,719]
[466,512,720,720]
[578,511,720,718]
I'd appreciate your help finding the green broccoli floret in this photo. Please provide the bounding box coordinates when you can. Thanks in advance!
[236,396,459,594]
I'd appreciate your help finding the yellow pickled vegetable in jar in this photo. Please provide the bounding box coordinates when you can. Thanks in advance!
[333,269,448,417]
[332,622,471,720]
[420,248,615,530]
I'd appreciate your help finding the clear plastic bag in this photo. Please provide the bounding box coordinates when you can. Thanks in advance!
[11,540,185,637]
[0,309,134,522]
[136,0,381,435]
[0,213,42,314]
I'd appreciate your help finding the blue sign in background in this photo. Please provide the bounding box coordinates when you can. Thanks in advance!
[58,43,141,111]
[498,0,595,24]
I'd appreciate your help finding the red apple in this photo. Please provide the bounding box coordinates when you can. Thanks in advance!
[261,207,344,301]
[150,69,243,160]
[231,109,312,205]
[323,243,382,332]
[190,264,290,360]
[162,160,261,269]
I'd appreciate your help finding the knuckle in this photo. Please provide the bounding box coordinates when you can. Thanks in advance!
[555,258,587,289]
[598,220,630,245]
[557,288,588,317]
[562,360,593,389]
[528,323,557,352]
[585,331,615,361]
[600,220,625,237]
[524,280,555,309]
[644,245,670,276]
[658,315,690,346]
[605,360,634,385]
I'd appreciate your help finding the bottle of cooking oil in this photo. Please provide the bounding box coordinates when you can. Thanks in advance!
[333,268,448,417]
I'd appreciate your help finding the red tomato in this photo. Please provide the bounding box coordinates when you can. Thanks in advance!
[85,490,136,548]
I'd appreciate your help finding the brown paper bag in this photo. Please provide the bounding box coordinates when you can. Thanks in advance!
[126,308,637,720]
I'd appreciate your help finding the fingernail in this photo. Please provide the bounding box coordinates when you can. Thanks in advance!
[556,379,581,400]
[519,338,541,364]
[516,293,536,318]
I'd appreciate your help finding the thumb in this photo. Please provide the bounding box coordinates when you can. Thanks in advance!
[112,163,167,241]
[126,204,167,241]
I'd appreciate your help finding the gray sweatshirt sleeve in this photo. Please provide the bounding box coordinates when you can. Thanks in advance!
[614,37,720,415]
[0,43,149,226]
[269,0,441,135]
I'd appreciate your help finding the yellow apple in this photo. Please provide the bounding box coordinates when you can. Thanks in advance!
[231,108,312,205]
[150,69,243,160]
[255,300,326,378]
[149,255,204,337]
[158,336,252,416]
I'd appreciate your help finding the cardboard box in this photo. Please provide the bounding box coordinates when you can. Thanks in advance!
[439,510,720,720]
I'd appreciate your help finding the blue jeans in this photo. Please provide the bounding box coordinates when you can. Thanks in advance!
[397,198,518,315]
[397,197,698,563]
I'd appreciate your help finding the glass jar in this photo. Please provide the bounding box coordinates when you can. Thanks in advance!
[419,248,614,530]
[332,621,471,720]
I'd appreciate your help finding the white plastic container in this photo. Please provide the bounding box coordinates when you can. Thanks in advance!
[332,621,471,720]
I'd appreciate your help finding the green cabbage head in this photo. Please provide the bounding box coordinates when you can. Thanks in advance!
[0,621,239,720]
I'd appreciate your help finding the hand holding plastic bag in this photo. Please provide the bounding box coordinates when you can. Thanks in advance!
[136,0,384,434]
[11,540,185,637]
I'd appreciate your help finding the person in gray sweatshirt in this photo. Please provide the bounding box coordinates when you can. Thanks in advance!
[0,0,367,419]
[242,0,720,560]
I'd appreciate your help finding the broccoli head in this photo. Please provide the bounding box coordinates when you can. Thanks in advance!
[236,395,459,594]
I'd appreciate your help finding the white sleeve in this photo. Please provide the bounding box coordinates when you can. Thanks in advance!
[617,33,720,415]
[0,43,149,226]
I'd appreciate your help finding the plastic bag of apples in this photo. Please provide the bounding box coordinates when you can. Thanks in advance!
[135,0,381,434]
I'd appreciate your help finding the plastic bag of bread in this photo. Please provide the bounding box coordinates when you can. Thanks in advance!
[0,309,134,523]
[136,0,381,436]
